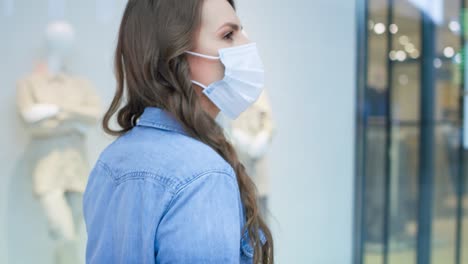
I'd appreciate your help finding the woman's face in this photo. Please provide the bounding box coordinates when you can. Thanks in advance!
[187,0,250,118]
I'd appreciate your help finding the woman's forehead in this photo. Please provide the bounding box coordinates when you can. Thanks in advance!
[200,0,240,34]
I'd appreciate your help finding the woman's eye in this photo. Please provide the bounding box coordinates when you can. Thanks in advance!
[223,31,234,40]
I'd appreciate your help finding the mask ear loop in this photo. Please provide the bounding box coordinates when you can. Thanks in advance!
[185,51,221,90]
[190,80,208,89]
[184,50,220,60]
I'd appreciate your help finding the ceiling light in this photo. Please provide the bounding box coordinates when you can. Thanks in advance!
[443,46,455,58]
[374,23,386,35]
[399,35,409,45]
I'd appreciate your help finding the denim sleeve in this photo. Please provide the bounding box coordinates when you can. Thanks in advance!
[84,168,174,264]
[155,171,242,264]
[111,177,173,263]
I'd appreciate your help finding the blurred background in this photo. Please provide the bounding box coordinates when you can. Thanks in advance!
[1,0,468,263]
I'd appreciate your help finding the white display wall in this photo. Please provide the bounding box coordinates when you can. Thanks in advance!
[235,1,357,262]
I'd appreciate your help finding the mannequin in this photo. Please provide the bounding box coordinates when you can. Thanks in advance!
[219,89,276,219]
[16,21,102,263]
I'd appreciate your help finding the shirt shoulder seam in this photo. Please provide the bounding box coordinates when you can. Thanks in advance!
[177,169,236,194]
[96,159,180,193]
[161,169,237,218]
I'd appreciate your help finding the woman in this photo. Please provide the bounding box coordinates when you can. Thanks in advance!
[82,0,274,263]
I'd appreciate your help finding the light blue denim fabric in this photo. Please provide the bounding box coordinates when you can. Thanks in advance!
[83,106,266,263]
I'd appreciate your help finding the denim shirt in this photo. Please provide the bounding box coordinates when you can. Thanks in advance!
[83,106,266,263]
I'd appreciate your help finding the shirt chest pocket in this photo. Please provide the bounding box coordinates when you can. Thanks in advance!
[240,227,268,259]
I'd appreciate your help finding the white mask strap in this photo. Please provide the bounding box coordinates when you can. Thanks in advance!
[191,80,208,89]
[185,50,220,60]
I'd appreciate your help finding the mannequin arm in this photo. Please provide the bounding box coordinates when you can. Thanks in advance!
[20,104,60,123]
[65,106,101,124]
[61,80,102,124]
[16,76,104,138]
[17,78,40,123]
[17,79,59,136]
[231,129,272,160]
[249,130,272,158]
[231,129,252,154]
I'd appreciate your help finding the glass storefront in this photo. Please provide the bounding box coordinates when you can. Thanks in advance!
[355,0,468,263]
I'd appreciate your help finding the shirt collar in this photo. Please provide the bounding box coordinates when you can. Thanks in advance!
[136,106,188,136]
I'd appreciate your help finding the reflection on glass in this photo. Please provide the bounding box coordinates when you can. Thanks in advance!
[363,0,389,263]
[360,0,468,263]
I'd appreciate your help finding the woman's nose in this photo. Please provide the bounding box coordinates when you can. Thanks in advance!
[238,29,251,45]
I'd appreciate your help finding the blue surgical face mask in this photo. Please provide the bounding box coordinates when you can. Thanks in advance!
[184,42,265,120]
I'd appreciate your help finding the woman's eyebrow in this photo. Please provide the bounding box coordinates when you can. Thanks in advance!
[217,22,243,32]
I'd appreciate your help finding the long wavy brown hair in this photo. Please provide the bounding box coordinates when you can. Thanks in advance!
[102,0,274,263]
